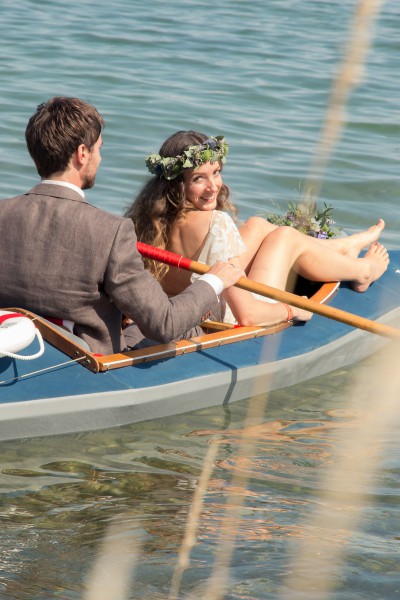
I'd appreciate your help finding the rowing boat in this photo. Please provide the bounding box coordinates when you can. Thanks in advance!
[1,251,400,442]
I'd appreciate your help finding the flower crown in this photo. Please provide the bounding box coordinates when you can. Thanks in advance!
[145,135,229,180]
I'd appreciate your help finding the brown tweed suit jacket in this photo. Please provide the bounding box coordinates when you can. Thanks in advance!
[0,184,221,354]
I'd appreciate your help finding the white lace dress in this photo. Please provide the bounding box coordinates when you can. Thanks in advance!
[190,211,275,324]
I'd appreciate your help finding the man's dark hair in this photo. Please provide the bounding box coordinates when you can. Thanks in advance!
[25,96,104,178]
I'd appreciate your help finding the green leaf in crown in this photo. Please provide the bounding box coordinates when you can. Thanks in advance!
[145,136,229,180]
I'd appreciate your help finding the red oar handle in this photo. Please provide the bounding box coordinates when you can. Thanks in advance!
[137,241,205,273]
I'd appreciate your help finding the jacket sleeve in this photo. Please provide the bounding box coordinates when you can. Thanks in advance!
[103,218,221,343]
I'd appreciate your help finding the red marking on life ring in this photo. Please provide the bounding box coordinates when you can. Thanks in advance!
[0,312,26,325]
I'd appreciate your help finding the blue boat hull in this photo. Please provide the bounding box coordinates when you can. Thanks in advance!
[1,251,400,441]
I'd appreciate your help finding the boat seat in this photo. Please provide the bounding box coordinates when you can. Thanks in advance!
[37,315,91,351]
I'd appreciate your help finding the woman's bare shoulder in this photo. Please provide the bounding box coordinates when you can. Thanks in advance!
[170,210,214,258]
[185,208,214,225]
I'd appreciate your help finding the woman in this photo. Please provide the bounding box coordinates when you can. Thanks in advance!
[126,131,388,326]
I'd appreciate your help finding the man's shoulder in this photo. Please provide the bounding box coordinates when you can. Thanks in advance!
[7,184,128,222]
[0,185,133,237]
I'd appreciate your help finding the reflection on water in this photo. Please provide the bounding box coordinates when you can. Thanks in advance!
[0,351,399,599]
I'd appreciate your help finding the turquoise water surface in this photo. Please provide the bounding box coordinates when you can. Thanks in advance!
[0,1,400,598]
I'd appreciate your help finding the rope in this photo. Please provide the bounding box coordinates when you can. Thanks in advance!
[0,355,88,385]
[0,327,45,360]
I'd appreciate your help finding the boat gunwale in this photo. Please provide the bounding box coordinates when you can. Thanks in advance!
[4,280,339,373]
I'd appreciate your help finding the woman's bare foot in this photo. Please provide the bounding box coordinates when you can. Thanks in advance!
[328,219,385,259]
[351,242,389,293]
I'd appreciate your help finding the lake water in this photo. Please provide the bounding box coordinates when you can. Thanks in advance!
[1,0,400,598]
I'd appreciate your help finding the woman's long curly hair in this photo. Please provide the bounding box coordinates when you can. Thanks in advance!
[125,130,237,279]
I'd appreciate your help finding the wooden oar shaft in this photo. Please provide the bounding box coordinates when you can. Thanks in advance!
[137,242,400,340]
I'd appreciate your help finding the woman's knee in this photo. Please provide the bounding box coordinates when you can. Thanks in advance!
[269,225,297,243]
[242,216,276,236]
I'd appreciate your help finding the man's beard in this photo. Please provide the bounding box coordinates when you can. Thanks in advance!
[82,175,96,190]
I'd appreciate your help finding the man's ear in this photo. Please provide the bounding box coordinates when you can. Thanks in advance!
[76,143,89,166]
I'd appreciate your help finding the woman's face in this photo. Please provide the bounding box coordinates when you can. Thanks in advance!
[183,161,223,211]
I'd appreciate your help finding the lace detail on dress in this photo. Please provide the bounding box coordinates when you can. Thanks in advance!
[198,210,247,265]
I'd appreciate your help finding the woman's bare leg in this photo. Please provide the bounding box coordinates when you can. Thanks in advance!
[238,216,277,273]
[239,216,385,272]
[247,226,389,292]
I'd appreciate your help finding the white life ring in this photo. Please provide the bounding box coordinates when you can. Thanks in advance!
[0,311,45,360]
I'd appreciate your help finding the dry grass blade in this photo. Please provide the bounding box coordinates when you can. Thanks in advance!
[304,0,384,208]
[83,519,143,600]
[168,438,220,600]
[278,340,400,598]
[202,380,273,600]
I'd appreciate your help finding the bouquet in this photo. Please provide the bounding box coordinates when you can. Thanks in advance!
[267,201,341,239]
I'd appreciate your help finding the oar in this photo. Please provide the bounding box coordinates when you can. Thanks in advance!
[137,241,400,340]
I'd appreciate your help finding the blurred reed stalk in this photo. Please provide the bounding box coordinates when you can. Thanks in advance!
[302,0,384,214]
[83,519,142,600]
[168,438,220,599]
[202,380,273,600]
[278,340,400,598]
[168,340,277,599]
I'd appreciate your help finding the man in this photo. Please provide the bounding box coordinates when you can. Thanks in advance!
[0,97,243,354]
